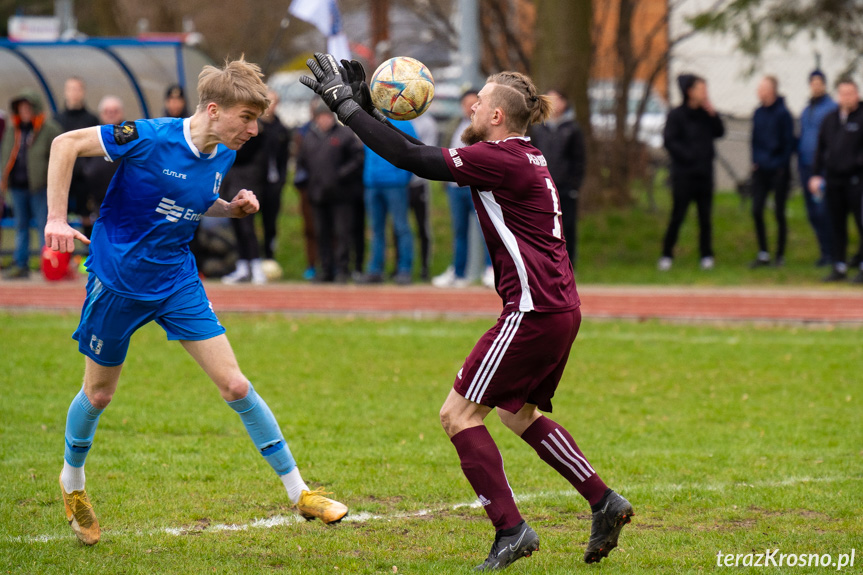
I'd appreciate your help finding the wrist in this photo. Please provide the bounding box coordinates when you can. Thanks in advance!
[336,99,361,124]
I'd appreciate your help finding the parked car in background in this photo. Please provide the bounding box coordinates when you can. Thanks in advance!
[589,80,668,149]
[268,71,317,128]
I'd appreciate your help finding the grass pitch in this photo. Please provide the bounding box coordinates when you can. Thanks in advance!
[1,312,860,574]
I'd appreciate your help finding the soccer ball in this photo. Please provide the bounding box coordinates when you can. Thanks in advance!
[261,259,283,281]
[369,56,435,120]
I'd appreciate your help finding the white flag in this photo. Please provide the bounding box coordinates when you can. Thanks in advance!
[289,0,351,61]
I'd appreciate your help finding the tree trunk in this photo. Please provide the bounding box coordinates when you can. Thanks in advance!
[533,0,600,208]
[607,0,636,207]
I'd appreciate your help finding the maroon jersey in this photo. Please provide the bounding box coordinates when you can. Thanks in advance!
[443,137,579,312]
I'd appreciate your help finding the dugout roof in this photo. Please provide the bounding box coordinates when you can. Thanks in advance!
[0,38,211,120]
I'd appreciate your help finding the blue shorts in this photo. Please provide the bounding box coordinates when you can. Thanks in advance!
[72,273,226,366]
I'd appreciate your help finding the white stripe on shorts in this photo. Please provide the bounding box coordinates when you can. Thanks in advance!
[465,311,524,403]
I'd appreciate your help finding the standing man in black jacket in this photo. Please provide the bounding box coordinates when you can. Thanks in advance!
[295,100,364,282]
[809,78,863,283]
[750,76,795,268]
[658,74,724,271]
[531,89,586,270]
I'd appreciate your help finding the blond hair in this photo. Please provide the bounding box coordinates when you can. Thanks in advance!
[197,55,269,114]
[486,72,552,133]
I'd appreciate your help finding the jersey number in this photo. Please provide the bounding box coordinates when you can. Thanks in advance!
[546,178,563,239]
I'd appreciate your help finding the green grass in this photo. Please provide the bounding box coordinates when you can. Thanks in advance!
[1,313,861,573]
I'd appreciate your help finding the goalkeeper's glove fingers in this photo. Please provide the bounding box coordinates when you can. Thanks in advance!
[303,52,361,123]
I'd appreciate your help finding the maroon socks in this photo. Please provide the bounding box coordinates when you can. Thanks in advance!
[521,415,608,505]
[450,426,523,531]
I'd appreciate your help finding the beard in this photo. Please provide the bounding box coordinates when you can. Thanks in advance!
[461,119,488,146]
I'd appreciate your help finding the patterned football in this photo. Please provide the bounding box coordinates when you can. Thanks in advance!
[369,56,435,120]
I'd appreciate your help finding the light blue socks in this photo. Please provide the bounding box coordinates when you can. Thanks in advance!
[64,388,104,468]
[227,383,296,475]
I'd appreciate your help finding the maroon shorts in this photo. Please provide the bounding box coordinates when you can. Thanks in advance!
[453,307,581,413]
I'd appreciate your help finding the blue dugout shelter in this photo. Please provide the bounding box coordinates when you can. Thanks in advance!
[0,37,213,119]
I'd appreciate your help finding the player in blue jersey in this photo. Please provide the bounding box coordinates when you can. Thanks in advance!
[44,57,347,546]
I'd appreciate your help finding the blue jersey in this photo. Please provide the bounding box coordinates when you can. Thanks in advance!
[89,118,236,300]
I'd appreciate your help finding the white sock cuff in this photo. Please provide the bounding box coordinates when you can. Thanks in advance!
[280,467,309,504]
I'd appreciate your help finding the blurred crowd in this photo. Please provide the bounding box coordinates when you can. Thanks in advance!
[660,69,863,284]
[2,68,862,286]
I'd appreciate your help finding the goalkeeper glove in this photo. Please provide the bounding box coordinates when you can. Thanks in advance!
[340,59,389,123]
[300,52,361,124]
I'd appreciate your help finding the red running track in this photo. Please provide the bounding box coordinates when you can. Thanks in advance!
[1,279,863,323]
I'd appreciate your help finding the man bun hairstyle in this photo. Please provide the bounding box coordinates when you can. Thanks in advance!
[486,71,552,133]
[197,55,270,114]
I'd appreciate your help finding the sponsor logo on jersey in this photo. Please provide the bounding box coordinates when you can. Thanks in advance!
[89,335,103,355]
[113,121,139,145]
[449,148,464,168]
[162,168,187,179]
[155,197,203,223]
[526,153,547,166]
[457,367,464,380]
[213,171,223,194]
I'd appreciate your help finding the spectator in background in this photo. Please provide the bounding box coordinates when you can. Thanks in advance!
[80,95,125,237]
[407,112,438,280]
[292,103,319,280]
[360,119,418,285]
[220,117,268,285]
[530,89,586,270]
[658,74,724,272]
[295,100,364,283]
[163,84,189,118]
[0,108,6,262]
[750,75,794,268]
[798,70,837,268]
[259,89,290,262]
[810,78,863,283]
[55,77,99,224]
[433,89,493,288]
[0,90,63,278]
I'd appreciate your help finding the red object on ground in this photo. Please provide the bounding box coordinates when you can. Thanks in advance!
[41,246,71,281]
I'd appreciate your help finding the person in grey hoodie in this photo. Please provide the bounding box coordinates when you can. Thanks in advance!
[750,75,795,268]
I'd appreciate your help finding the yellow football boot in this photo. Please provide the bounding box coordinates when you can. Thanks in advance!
[59,476,100,545]
[296,489,348,524]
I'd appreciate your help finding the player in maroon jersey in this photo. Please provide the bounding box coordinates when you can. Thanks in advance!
[302,53,633,569]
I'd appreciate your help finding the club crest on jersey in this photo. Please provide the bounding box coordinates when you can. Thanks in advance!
[449,148,463,168]
[213,172,223,194]
[526,153,547,166]
[113,121,139,145]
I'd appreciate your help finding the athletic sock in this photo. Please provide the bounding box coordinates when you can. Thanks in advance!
[450,426,523,531]
[590,488,614,513]
[227,383,297,477]
[520,416,608,506]
[280,467,310,504]
[62,388,104,490]
[61,461,85,492]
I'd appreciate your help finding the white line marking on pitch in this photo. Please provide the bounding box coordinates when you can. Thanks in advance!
[6,475,859,544]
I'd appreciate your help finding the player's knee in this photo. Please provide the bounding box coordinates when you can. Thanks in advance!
[87,389,114,410]
[220,375,250,402]
[439,405,456,436]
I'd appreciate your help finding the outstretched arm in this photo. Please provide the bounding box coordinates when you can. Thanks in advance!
[45,127,104,252]
[301,52,454,182]
[347,110,453,181]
